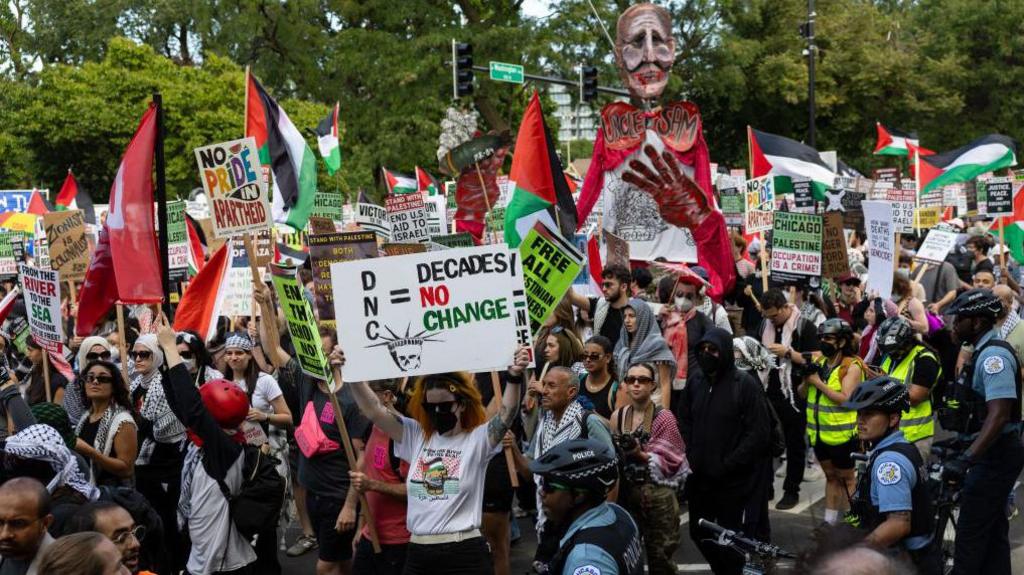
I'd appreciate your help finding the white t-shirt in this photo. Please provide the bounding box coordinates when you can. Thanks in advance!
[232,373,282,413]
[184,453,257,574]
[395,416,500,536]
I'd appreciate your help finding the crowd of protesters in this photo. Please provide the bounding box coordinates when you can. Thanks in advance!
[0,219,1022,575]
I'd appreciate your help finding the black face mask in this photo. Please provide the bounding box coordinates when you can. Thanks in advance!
[424,401,459,434]
[696,351,720,378]
[820,341,839,357]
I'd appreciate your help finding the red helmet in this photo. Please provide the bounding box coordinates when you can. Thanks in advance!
[199,379,249,429]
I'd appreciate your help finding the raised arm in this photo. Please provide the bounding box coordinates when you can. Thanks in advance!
[254,282,290,368]
[329,345,403,442]
[487,345,530,448]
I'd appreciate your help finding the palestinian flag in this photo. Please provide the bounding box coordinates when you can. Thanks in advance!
[173,239,233,341]
[0,287,19,326]
[416,166,440,195]
[314,103,341,176]
[989,179,1024,264]
[503,92,578,248]
[874,123,919,157]
[748,127,836,201]
[246,70,317,233]
[274,241,309,267]
[26,190,49,215]
[185,216,205,276]
[383,168,417,195]
[917,134,1018,196]
[55,170,80,210]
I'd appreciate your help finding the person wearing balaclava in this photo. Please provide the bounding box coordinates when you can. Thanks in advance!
[677,328,771,575]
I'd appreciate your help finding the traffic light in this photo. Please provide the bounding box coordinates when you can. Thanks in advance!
[798,21,813,39]
[455,42,474,98]
[581,66,598,102]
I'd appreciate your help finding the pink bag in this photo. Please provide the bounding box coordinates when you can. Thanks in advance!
[294,401,339,458]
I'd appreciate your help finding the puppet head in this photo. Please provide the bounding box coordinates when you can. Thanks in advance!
[615,3,676,102]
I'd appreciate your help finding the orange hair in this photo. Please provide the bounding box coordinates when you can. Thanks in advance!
[406,372,487,439]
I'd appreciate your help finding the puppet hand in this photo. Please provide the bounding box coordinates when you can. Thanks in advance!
[622,145,711,229]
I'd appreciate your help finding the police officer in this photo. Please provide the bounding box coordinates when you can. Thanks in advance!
[942,288,1024,575]
[843,376,939,575]
[528,438,643,575]
[876,316,941,460]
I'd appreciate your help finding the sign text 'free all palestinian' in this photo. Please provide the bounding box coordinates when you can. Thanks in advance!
[331,245,518,381]
[194,137,271,239]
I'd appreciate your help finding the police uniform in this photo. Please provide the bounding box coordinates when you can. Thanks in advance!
[548,503,644,575]
[948,329,1024,574]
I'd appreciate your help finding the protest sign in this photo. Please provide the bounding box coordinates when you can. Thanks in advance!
[572,234,591,288]
[0,191,37,213]
[355,202,391,239]
[33,218,48,269]
[719,185,744,227]
[382,243,428,257]
[872,168,900,185]
[222,243,259,318]
[386,194,430,243]
[792,178,815,213]
[331,245,518,382]
[0,235,16,280]
[19,264,62,351]
[313,191,344,221]
[982,177,1014,217]
[271,264,331,380]
[885,185,916,233]
[308,231,378,324]
[308,216,337,235]
[425,195,446,237]
[915,229,959,265]
[821,212,849,279]
[863,201,895,300]
[166,200,189,281]
[744,176,775,233]
[194,137,271,239]
[519,221,585,335]
[769,212,823,284]
[42,210,89,281]
[914,206,941,230]
[432,233,475,249]
[508,251,536,368]
[604,230,630,269]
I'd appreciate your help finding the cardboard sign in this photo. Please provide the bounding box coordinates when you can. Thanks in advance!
[603,230,630,269]
[0,235,17,279]
[308,216,337,235]
[355,202,391,239]
[821,212,849,279]
[166,200,189,281]
[331,245,518,382]
[792,178,815,213]
[863,201,895,300]
[19,264,63,352]
[770,212,823,284]
[509,251,536,368]
[915,229,959,265]
[885,185,916,234]
[42,210,89,281]
[222,242,260,317]
[982,177,1014,217]
[382,243,428,257]
[719,186,744,227]
[432,233,475,249]
[194,137,271,239]
[915,206,941,230]
[386,194,430,244]
[308,231,378,324]
[313,192,344,221]
[270,264,331,380]
[519,221,584,334]
[744,176,775,233]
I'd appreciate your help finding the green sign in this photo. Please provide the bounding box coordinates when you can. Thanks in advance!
[489,61,524,84]
[270,264,331,381]
[314,192,344,220]
[487,207,506,232]
[167,200,187,244]
[519,221,583,335]
[769,211,823,285]
[432,232,475,248]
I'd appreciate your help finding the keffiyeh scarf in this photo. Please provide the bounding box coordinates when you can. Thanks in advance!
[131,370,186,465]
[733,336,777,388]
[1001,311,1021,339]
[537,400,585,456]
[75,405,136,463]
[3,424,98,500]
[762,304,801,410]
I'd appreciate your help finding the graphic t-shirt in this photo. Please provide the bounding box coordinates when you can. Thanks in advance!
[395,416,500,536]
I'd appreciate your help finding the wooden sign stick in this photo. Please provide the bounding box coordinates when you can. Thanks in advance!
[490,371,519,488]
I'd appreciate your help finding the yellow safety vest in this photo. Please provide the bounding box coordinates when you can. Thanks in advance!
[880,346,939,443]
[807,356,862,446]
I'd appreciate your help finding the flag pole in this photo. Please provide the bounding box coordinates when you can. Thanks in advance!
[490,371,519,488]
[153,93,172,321]
[116,303,130,385]
[330,367,381,553]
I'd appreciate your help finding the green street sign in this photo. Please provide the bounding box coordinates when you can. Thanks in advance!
[489,61,524,84]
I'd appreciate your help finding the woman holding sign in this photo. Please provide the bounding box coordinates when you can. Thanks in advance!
[338,344,530,575]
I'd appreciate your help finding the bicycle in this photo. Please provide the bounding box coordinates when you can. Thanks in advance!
[698,518,797,574]
[928,437,966,575]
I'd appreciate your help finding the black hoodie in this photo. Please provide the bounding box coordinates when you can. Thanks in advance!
[677,328,771,493]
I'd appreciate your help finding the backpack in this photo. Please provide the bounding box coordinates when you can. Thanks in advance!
[215,445,285,539]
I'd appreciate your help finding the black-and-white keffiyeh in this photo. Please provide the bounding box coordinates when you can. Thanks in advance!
[75,406,136,468]
[3,424,98,500]
[177,442,202,530]
[132,370,186,465]
[1001,310,1021,339]
[536,400,585,456]
[733,336,776,388]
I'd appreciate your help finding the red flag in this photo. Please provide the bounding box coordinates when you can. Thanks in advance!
[26,190,48,215]
[173,240,233,341]
[185,216,205,276]
[55,170,79,210]
[0,287,19,326]
[105,104,162,304]
[76,225,120,336]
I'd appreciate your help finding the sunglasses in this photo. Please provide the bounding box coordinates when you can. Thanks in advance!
[582,353,605,362]
[422,400,457,414]
[538,476,572,494]
[129,351,152,360]
[178,351,194,360]
[623,375,654,385]
[84,373,114,384]
[85,351,111,362]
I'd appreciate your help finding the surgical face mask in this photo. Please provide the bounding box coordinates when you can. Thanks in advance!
[182,357,196,372]
[675,296,694,312]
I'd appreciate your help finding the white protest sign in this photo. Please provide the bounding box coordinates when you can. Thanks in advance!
[332,245,518,382]
[425,195,447,237]
[222,242,260,317]
[744,176,775,233]
[194,137,271,239]
[863,201,895,300]
[385,194,429,243]
[19,264,63,351]
[508,251,536,368]
[355,202,391,240]
[885,185,916,234]
[914,230,959,266]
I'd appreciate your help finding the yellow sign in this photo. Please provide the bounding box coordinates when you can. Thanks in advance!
[915,207,941,230]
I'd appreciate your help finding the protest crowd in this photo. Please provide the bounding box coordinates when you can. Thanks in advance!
[3,3,1024,575]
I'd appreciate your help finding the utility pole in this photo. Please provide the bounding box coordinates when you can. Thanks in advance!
[805,0,816,148]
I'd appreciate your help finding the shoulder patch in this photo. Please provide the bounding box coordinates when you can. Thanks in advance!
[984,355,1006,375]
[876,461,902,485]
[573,567,601,575]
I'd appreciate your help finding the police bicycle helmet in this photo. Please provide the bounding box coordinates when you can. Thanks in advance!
[946,288,1002,320]
[842,375,910,414]
[877,316,914,356]
[817,318,854,340]
[528,438,618,496]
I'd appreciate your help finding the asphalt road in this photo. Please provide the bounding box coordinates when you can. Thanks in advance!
[278,465,1024,573]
